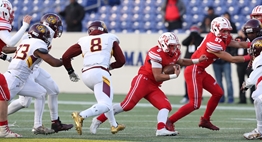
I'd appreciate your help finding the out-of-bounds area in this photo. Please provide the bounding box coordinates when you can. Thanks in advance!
[1,93,256,142]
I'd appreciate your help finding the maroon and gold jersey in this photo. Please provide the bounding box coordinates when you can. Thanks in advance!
[191,32,232,69]
[138,45,181,86]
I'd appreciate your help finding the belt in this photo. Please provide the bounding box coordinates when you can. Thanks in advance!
[82,66,111,76]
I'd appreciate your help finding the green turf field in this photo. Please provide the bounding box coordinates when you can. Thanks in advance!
[1,93,257,142]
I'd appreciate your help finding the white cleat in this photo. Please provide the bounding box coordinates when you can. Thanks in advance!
[156,128,178,136]
[90,117,102,134]
[0,125,22,138]
[243,128,262,140]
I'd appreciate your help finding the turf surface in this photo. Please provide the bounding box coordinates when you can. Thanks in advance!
[1,93,256,142]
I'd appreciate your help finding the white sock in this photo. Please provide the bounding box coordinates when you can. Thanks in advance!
[34,96,45,128]
[113,103,124,115]
[80,103,109,119]
[157,108,169,125]
[105,109,117,127]
[255,98,262,134]
[48,95,58,121]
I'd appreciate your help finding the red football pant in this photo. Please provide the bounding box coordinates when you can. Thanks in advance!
[97,74,172,123]
[169,65,223,123]
[0,73,10,101]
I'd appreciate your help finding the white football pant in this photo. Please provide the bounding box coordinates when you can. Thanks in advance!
[80,68,118,127]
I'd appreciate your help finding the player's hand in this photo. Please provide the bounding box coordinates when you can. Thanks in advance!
[69,72,80,82]
[199,55,208,62]
[174,64,181,77]
[23,15,32,24]
[240,81,249,92]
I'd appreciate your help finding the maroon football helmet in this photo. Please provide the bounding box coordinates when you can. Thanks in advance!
[40,13,63,38]
[87,21,108,35]
[242,19,262,41]
[28,23,51,46]
[250,37,262,58]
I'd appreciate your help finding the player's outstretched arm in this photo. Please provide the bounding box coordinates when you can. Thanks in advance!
[211,50,250,63]
[2,46,16,53]
[228,40,251,49]
[176,54,208,66]
[35,49,62,67]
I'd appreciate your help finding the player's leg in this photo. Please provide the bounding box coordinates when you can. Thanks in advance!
[90,74,146,134]
[200,73,223,131]
[35,68,73,132]
[244,88,262,140]
[168,66,203,125]
[146,89,178,136]
[0,74,21,138]
[19,79,54,135]
[71,69,122,135]
[8,96,32,115]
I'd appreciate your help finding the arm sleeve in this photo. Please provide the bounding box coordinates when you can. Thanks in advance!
[110,41,126,69]
[0,22,29,47]
[151,60,162,68]
[62,43,82,70]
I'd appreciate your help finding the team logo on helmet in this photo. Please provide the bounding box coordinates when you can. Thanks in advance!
[46,15,57,24]
[253,40,262,49]
[36,25,46,33]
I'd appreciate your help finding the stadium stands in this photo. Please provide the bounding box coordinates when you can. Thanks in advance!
[9,0,262,33]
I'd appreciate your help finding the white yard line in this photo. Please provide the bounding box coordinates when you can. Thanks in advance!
[57,100,255,110]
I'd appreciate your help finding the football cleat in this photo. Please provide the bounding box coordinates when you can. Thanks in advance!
[33,125,55,135]
[198,117,219,131]
[166,118,175,131]
[243,128,262,140]
[0,125,22,138]
[90,117,102,134]
[156,128,178,136]
[111,124,125,134]
[71,112,84,135]
[51,117,74,133]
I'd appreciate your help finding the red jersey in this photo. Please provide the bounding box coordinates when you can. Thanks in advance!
[138,46,181,85]
[191,32,232,69]
[0,18,11,52]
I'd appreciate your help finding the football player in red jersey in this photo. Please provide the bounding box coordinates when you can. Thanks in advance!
[165,17,251,133]
[89,32,207,136]
[250,5,262,23]
[0,0,32,138]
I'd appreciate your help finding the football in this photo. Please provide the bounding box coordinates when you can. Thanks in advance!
[162,65,175,74]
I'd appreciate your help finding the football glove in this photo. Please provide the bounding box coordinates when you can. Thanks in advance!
[0,52,12,62]
[69,72,80,82]
[240,81,249,93]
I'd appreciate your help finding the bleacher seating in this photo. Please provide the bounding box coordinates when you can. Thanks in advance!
[8,0,262,33]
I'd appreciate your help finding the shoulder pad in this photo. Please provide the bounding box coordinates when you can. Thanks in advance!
[37,48,48,54]
[108,33,120,44]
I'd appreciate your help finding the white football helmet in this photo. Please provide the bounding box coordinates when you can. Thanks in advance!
[157,32,180,56]
[0,0,13,23]
[210,17,232,38]
[250,5,262,23]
